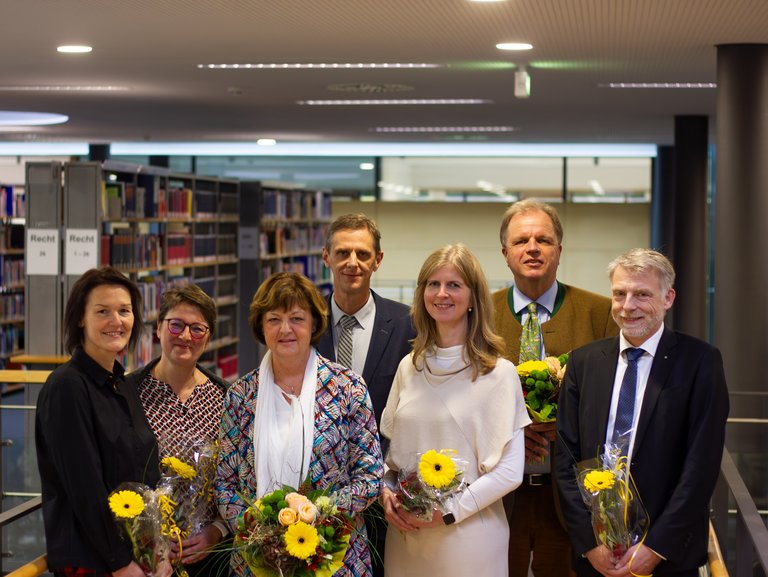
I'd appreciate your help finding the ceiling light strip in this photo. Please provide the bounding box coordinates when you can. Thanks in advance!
[199,62,442,70]
[603,82,716,89]
[298,99,489,105]
[373,126,515,132]
[0,86,129,92]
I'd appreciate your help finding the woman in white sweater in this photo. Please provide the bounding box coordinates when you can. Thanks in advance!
[380,243,530,577]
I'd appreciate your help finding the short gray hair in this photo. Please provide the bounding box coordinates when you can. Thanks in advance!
[607,248,676,293]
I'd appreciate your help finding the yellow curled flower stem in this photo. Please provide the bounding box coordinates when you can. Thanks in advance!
[613,457,650,577]
[158,495,189,563]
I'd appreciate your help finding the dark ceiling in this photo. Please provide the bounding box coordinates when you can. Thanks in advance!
[1,0,766,147]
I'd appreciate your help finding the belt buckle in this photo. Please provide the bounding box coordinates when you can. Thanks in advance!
[527,473,547,487]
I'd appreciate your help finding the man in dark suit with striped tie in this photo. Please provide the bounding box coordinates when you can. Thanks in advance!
[317,213,415,577]
[556,248,729,577]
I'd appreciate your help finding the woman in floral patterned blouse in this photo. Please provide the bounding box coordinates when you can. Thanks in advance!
[215,272,384,577]
[128,284,230,577]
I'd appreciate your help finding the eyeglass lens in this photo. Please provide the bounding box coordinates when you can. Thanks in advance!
[166,318,209,338]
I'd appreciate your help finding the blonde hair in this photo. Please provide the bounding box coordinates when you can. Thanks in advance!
[411,244,504,380]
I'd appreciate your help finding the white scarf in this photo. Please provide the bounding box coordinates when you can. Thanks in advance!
[253,348,318,498]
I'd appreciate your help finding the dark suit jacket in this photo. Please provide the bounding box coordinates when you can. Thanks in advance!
[555,328,729,575]
[316,290,415,426]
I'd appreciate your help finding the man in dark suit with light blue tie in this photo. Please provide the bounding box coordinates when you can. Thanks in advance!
[556,249,729,577]
[317,213,415,577]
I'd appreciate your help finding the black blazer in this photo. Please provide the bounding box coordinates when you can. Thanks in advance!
[316,290,415,427]
[555,328,729,575]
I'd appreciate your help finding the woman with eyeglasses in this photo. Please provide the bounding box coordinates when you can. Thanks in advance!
[36,267,161,577]
[127,284,230,577]
[215,272,383,577]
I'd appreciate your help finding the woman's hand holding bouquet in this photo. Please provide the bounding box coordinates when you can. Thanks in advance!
[382,449,467,532]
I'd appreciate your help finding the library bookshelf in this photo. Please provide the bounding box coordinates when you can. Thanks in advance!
[0,183,25,365]
[26,161,241,380]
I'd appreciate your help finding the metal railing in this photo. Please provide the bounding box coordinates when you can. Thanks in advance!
[2,370,48,574]
[712,447,768,576]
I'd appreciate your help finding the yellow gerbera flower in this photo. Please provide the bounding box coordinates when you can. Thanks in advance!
[419,449,456,489]
[108,490,145,519]
[161,456,197,479]
[284,522,320,560]
[583,470,616,492]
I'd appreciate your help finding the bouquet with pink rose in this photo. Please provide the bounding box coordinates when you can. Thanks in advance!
[234,485,354,577]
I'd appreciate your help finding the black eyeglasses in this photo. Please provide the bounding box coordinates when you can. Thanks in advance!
[163,318,210,340]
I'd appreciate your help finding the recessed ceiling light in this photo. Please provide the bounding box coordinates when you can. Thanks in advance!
[198,62,442,70]
[603,82,716,88]
[0,111,68,126]
[0,85,129,92]
[373,126,515,133]
[496,42,533,51]
[298,99,490,105]
[359,163,375,170]
[57,45,92,54]
[256,138,277,146]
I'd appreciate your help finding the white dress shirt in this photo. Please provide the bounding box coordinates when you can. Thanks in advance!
[605,323,665,463]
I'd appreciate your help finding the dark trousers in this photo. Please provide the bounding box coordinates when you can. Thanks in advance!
[364,502,387,577]
[505,481,573,577]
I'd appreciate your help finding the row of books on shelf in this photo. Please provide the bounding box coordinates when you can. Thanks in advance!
[99,234,238,270]
[194,234,237,261]
[259,255,330,284]
[136,275,193,320]
[259,226,326,256]
[0,293,23,321]
[1,223,24,250]
[1,185,25,219]
[262,189,331,222]
[102,182,194,220]
[0,324,23,357]
[1,257,24,288]
[195,191,218,217]
[101,232,161,270]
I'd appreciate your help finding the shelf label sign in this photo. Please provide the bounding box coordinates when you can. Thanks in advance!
[26,228,60,276]
[239,226,259,259]
[65,228,99,275]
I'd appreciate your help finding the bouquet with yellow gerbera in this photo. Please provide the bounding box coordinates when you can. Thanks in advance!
[390,449,468,522]
[108,482,173,577]
[157,437,219,543]
[577,443,649,562]
[233,484,354,577]
[516,354,568,422]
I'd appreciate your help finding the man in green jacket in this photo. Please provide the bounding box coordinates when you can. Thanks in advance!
[493,199,618,577]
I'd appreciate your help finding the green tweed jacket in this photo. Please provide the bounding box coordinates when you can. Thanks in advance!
[492,282,619,363]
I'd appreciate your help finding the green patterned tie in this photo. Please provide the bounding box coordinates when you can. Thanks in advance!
[519,302,541,363]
